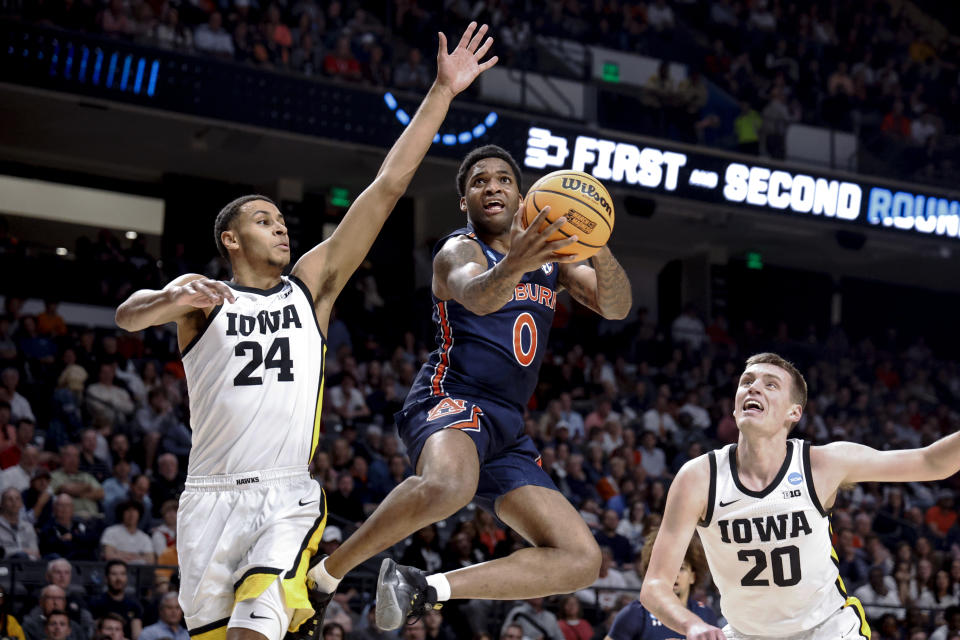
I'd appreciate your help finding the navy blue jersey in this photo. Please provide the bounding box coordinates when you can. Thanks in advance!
[607,599,717,640]
[407,225,559,409]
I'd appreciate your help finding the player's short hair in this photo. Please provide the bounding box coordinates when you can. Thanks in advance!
[638,526,708,588]
[744,352,808,409]
[214,194,277,261]
[456,145,522,197]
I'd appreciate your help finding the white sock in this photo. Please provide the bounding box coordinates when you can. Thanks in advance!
[426,573,451,602]
[307,557,341,594]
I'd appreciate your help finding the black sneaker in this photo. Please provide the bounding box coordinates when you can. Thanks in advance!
[285,555,335,640]
[375,558,441,630]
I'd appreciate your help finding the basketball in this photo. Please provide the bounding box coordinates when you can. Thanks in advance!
[522,170,615,261]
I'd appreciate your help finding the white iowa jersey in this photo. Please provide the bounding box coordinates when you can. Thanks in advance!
[181,275,325,476]
[697,439,846,637]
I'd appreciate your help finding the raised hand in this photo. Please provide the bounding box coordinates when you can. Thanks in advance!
[503,205,580,275]
[435,22,498,97]
[171,277,236,308]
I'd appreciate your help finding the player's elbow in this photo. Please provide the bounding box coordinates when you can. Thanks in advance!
[639,580,662,612]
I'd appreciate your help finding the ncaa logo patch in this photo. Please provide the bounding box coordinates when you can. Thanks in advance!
[541,263,554,275]
[427,397,468,422]
[788,472,803,485]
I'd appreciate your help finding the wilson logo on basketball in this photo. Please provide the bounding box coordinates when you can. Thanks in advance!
[564,209,598,234]
[560,178,613,216]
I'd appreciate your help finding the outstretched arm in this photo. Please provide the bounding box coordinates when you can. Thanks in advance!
[557,246,632,320]
[292,23,498,319]
[640,457,725,640]
[813,431,960,499]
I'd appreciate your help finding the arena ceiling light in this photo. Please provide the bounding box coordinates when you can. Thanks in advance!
[383,92,498,146]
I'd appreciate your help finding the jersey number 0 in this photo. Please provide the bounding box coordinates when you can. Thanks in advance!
[513,313,538,367]
[233,337,295,386]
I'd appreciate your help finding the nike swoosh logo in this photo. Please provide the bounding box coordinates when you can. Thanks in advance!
[250,612,269,620]
[719,499,741,507]
[299,498,317,507]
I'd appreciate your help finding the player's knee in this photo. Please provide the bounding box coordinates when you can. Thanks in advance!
[567,540,602,590]
[412,475,473,517]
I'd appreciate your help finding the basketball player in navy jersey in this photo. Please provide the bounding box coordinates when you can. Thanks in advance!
[606,529,716,640]
[115,23,498,640]
[310,145,632,630]
[641,353,960,640]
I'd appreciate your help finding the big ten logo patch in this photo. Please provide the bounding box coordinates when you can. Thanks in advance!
[427,397,468,421]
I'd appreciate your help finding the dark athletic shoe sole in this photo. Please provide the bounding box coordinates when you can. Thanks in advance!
[375,557,405,630]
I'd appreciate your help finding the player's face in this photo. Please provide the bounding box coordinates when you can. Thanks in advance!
[733,363,801,435]
[673,560,695,601]
[459,158,520,236]
[226,200,290,270]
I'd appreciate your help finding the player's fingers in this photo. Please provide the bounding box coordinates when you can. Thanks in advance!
[210,282,237,303]
[554,253,581,263]
[527,204,551,231]
[478,55,499,72]
[543,215,568,236]
[475,36,494,60]
[193,282,222,304]
[548,234,579,249]
[437,31,448,57]
[467,23,488,53]
[456,21,476,50]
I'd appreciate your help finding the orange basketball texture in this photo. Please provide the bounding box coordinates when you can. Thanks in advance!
[522,170,615,261]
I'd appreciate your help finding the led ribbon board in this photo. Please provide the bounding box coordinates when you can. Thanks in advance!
[383,92,498,145]
[523,126,960,240]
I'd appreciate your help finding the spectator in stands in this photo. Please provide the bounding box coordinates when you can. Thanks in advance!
[882,100,911,141]
[38,494,98,559]
[637,428,669,479]
[556,594,591,640]
[0,402,14,452]
[0,588,24,640]
[394,47,430,91]
[1,368,34,424]
[0,418,37,469]
[86,363,134,428]
[22,587,82,640]
[148,454,183,518]
[138,593,186,640]
[95,614,127,640]
[646,0,675,33]
[930,606,960,640]
[79,429,111,483]
[151,499,177,564]
[499,624,523,640]
[41,611,70,640]
[99,0,131,36]
[501,598,563,640]
[89,561,144,640]
[362,45,391,87]
[105,473,151,529]
[421,609,454,640]
[855,566,905,623]
[328,372,371,426]
[0,443,40,492]
[193,12,234,59]
[399,524,442,573]
[45,559,92,622]
[594,509,633,567]
[152,8,192,51]
[0,487,40,559]
[102,459,132,507]
[762,87,796,159]
[401,619,425,640]
[323,35,361,82]
[734,100,763,155]
[101,500,155,564]
[51,444,104,520]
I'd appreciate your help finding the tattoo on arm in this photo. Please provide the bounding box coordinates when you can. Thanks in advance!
[591,249,632,319]
[440,239,523,316]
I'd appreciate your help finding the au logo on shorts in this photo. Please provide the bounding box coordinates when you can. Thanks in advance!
[427,397,468,421]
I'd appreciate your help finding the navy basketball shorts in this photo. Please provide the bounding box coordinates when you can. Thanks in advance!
[394,393,559,514]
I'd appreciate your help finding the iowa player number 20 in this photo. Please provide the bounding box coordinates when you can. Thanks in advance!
[512,313,538,367]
